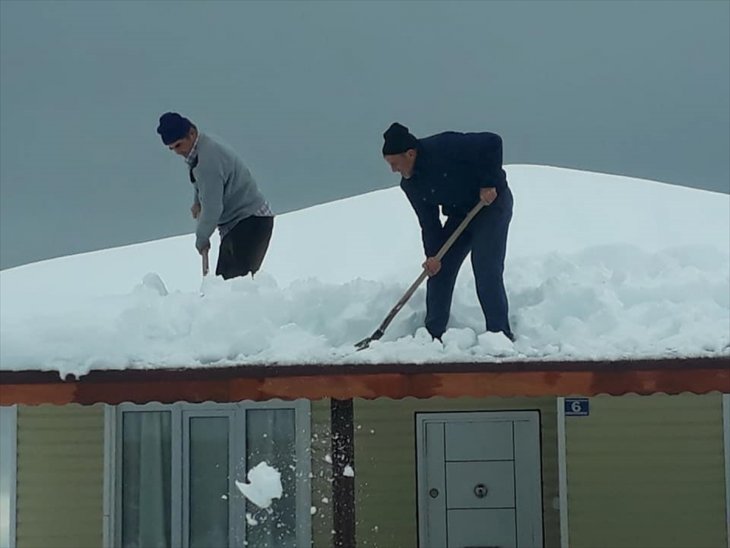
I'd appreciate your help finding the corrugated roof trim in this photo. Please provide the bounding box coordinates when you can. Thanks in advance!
[1,357,728,406]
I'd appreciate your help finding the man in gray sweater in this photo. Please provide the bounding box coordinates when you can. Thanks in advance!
[156,112,274,279]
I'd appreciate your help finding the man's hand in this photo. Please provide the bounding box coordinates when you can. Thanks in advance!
[197,241,210,256]
[422,257,441,277]
[480,187,498,205]
[191,202,201,219]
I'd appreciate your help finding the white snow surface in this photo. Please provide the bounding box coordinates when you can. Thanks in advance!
[1,165,728,376]
[235,461,283,509]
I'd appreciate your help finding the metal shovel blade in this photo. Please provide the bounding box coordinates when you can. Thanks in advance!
[355,329,384,351]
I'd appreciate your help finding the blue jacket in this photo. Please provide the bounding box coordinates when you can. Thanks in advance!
[400,131,509,256]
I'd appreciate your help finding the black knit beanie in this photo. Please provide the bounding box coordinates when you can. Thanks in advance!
[156,112,193,145]
[382,122,418,155]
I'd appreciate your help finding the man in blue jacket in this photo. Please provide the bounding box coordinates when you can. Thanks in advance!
[382,122,514,342]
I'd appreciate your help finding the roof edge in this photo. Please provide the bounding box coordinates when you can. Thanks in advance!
[1,356,728,406]
[1,356,728,384]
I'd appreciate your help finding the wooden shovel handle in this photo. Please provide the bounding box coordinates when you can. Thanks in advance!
[434,201,486,261]
[382,200,486,321]
[202,250,209,276]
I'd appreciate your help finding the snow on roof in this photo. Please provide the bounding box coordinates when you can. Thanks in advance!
[1,165,728,377]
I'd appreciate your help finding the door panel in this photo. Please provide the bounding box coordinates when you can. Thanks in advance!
[513,418,543,546]
[447,508,517,548]
[445,421,514,461]
[423,422,447,547]
[445,461,515,509]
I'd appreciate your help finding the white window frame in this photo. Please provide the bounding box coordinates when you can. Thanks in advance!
[557,397,569,548]
[104,400,311,548]
[0,405,17,548]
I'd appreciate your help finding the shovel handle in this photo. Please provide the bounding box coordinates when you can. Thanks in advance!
[433,200,486,261]
[202,250,209,276]
[383,200,485,317]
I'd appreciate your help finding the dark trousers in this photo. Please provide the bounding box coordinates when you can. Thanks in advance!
[216,216,274,280]
[425,188,513,339]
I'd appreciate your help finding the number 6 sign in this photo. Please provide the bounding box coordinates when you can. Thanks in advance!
[565,398,590,416]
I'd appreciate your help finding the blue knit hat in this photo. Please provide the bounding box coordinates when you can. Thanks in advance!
[382,122,418,155]
[156,112,193,145]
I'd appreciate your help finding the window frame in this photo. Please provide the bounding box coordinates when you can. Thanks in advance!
[722,394,730,548]
[182,405,236,548]
[104,400,311,548]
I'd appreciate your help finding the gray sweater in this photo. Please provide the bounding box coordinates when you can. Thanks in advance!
[191,132,270,251]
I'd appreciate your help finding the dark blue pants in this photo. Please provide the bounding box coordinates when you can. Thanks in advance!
[425,188,513,339]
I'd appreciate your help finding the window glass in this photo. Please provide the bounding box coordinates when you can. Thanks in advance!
[189,416,230,548]
[121,411,172,548]
[0,406,17,548]
[245,409,296,548]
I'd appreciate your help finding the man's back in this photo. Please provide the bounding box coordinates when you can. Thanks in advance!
[402,130,508,217]
[193,132,268,243]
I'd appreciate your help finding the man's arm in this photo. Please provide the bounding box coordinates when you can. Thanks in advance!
[401,181,443,258]
[450,132,507,193]
[474,133,507,193]
[191,188,201,219]
[194,160,225,252]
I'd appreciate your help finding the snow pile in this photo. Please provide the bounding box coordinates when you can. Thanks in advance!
[0,165,728,375]
[235,461,283,509]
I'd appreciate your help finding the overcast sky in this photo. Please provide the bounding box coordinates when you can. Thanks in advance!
[1,0,728,269]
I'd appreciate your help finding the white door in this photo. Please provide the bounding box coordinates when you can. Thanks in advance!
[416,411,544,548]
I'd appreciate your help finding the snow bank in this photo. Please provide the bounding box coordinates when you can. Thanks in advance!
[1,165,728,375]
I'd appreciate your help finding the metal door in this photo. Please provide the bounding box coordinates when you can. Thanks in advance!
[416,411,544,548]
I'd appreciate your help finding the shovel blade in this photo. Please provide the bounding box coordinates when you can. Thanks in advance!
[354,337,372,351]
[354,329,384,351]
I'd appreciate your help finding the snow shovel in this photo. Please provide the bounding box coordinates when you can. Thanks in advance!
[355,200,486,350]
[199,249,209,297]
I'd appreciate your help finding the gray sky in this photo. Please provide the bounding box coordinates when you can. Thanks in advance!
[1,0,728,270]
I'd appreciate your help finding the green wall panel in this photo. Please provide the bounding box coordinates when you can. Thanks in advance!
[566,393,726,548]
[354,396,560,548]
[16,404,104,548]
[310,398,333,548]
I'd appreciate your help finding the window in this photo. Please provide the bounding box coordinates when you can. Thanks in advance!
[0,405,17,548]
[107,401,311,548]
